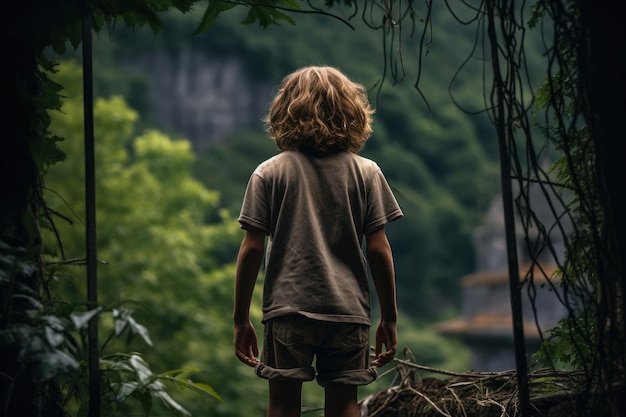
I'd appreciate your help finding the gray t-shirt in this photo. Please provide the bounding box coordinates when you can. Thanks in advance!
[238,151,403,325]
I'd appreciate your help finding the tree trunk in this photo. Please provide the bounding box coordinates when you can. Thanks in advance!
[0,17,63,417]
[579,1,626,415]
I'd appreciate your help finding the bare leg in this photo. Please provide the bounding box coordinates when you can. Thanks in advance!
[268,379,303,417]
[324,384,360,417]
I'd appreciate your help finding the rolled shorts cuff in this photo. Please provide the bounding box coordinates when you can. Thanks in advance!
[316,367,378,387]
[255,363,316,381]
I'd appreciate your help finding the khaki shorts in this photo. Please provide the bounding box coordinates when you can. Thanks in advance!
[255,315,378,387]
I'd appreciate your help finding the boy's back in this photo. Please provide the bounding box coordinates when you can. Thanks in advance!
[239,150,403,325]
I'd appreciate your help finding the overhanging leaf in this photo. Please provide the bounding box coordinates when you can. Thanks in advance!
[127,318,153,346]
[129,354,155,385]
[167,378,223,402]
[194,0,237,34]
[153,390,191,417]
[154,367,223,402]
[70,306,103,330]
[113,308,153,346]
[114,381,139,402]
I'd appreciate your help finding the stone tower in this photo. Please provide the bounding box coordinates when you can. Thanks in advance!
[435,187,571,371]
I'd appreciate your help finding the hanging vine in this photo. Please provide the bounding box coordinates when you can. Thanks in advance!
[350,0,625,416]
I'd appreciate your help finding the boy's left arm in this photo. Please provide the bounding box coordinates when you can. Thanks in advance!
[366,227,398,367]
[233,227,265,367]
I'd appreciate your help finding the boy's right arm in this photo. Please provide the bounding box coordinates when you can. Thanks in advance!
[233,227,265,367]
[366,227,398,367]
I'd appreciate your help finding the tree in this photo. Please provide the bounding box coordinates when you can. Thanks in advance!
[42,60,231,415]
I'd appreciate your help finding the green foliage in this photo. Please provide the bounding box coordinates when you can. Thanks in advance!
[530,128,598,371]
[97,353,221,417]
[0,248,79,385]
[194,0,238,33]
[529,25,598,372]
[0,242,214,417]
[193,130,280,214]
[532,306,596,370]
[395,311,471,374]
[42,61,236,415]
[194,0,298,33]
[66,307,223,417]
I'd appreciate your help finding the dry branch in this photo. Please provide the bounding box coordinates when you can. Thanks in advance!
[360,354,584,417]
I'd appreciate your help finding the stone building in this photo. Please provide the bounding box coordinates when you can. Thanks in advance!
[435,190,571,371]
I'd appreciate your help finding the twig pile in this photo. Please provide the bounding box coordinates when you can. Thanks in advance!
[360,351,583,417]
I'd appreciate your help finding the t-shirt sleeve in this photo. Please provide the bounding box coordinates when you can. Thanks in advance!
[238,172,270,234]
[364,166,403,234]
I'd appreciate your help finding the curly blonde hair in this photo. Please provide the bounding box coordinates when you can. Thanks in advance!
[265,66,374,154]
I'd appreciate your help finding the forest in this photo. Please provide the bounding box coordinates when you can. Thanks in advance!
[1,1,625,417]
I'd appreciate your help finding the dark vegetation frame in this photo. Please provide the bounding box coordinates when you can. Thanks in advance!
[1,1,624,417]
[482,1,625,416]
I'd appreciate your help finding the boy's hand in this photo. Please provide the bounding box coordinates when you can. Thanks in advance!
[371,320,397,367]
[234,320,259,367]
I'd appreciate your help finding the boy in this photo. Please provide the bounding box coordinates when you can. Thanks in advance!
[234,66,402,417]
